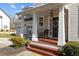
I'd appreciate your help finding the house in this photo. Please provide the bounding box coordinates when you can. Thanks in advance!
[0,9,10,31]
[15,3,79,55]
[10,17,16,32]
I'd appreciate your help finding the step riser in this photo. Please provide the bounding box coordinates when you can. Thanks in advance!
[39,38,57,45]
[30,44,58,55]
[39,40,57,45]
[34,41,57,46]
[39,38,58,40]
[27,47,57,56]
[27,48,51,56]
[39,39,57,43]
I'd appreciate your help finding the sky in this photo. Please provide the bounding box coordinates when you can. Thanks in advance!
[0,3,33,18]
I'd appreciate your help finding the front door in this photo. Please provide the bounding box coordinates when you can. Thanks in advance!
[53,17,58,37]
[27,26,32,40]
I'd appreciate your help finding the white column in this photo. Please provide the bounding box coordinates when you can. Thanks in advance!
[20,17,24,38]
[48,17,53,38]
[58,6,65,46]
[20,25,24,38]
[32,12,38,41]
[48,17,51,38]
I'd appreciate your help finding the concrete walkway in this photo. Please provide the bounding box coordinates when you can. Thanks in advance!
[16,48,41,56]
[0,38,13,49]
[0,47,41,56]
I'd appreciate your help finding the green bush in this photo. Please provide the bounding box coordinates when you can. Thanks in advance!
[10,36,30,48]
[58,41,79,56]
[25,39,31,47]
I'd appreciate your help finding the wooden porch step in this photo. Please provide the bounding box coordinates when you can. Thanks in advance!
[27,46,57,56]
[30,43,59,54]
[33,40,57,47]
[26,42,59,56]
[39,38,57,45]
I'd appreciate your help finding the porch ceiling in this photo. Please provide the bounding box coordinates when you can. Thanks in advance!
[18,3,66,16]
[33,4,63,16]
[35,7,59,16]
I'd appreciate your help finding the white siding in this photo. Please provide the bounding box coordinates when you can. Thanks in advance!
[0,10,10,30]
[24,20,32,34]
[68,4,79,41]
[15,21,21,36]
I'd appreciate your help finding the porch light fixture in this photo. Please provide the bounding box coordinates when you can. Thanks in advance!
[50,10,53,17]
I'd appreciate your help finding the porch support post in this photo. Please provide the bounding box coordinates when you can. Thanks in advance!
[20,18,24,38]
[58,6,65,46]
[20,26,24,38]
[32,11,38,41]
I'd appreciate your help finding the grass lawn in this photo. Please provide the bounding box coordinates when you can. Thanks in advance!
[0,32,16,38]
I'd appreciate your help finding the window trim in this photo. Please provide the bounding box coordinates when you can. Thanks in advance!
[38,16,44,28]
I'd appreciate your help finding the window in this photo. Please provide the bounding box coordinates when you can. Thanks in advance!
[4,25,8,29]
[39,16,44,27]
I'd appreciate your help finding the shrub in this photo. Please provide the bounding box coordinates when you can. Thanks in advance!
[58,41,79,56]
[10,36,30,48]
[25,39,31,47]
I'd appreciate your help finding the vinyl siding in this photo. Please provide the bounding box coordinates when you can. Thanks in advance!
[68,4,79,41]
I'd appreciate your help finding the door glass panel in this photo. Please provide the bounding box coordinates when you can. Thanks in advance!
[53,17,58,37]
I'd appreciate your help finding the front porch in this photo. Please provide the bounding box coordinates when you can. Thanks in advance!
[16,3,79,46]
[24,4,68,56]
[19,4,68,47]
[25,4,67,55]
[30,4,67,46]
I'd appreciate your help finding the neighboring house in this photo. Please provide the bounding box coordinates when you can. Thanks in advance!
[10,17,16,32]
[0,9,10,31]
[10,18,16,29]
[16,3,79,47]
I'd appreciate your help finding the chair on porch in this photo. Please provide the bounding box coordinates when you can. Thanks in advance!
[44,29,49,38]
[38,32,44,38]
[38,29,49,38]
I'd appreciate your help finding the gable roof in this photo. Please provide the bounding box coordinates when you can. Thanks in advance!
[0,8,11,19]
